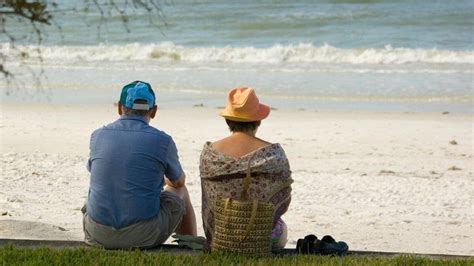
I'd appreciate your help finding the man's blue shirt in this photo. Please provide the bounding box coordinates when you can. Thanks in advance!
[86,115,182,229]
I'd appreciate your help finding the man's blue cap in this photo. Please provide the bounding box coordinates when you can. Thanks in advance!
[119,81,155,110]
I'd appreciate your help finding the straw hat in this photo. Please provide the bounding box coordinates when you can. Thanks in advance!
[220,87,270,122]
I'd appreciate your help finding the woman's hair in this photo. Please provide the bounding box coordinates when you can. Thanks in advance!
[225,119,261,133]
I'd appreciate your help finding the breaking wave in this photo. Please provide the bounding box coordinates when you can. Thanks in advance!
[1,42,473,65]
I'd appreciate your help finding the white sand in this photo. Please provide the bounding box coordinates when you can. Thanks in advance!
[0,104,472,255]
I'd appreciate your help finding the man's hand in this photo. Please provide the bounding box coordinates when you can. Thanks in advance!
[165,172,186,188]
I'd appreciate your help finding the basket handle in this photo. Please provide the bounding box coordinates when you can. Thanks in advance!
[239,200,258,243]
[240,153,255,200]
[222,198,259,243]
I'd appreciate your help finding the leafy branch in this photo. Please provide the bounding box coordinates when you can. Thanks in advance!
[0,0,165,89]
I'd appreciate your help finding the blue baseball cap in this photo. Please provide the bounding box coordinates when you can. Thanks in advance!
[119,81,155,110]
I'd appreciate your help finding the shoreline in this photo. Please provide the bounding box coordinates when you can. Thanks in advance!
[1,97,473,114]
[1,104,473,255]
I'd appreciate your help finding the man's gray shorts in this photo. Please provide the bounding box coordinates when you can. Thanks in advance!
[83,191,185,249]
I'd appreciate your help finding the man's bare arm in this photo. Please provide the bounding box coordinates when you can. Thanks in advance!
[165,172,186,188]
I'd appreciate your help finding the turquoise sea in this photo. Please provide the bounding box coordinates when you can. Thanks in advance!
[1,0,473,112]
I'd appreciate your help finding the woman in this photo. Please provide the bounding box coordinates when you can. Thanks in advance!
[200,87,293,250]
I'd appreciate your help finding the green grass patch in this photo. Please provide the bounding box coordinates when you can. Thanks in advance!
[0,245,472,266]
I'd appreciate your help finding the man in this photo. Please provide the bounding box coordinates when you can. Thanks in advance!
[83,81,197,249]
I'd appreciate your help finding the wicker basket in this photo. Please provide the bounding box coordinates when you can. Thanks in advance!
[211,155,275,256]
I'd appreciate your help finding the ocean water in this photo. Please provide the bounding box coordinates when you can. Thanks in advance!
[1,0,473,112]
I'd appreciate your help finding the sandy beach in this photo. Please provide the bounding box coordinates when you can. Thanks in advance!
[0,103,472,255]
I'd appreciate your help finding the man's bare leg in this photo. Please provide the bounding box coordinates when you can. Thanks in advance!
[164,185,197,236]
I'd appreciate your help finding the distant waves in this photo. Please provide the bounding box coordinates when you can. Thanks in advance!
[2,42,473,66]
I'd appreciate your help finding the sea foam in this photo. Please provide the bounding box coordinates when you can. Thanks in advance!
[1,42,472,65]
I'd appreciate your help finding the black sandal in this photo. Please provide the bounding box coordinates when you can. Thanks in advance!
[296,234,348,256]
[319,235,348,256]
[296,234,320,254]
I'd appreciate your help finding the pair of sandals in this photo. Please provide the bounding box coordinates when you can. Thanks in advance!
[296,234,349,256]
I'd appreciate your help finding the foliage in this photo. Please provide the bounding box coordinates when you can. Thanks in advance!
[0,0,163,82]
[0,245,473,266]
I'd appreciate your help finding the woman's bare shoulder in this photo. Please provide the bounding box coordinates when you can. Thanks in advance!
[255,137,272,146]
[211,135,273,158]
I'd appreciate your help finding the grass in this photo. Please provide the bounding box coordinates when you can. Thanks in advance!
[0,245,472,266]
